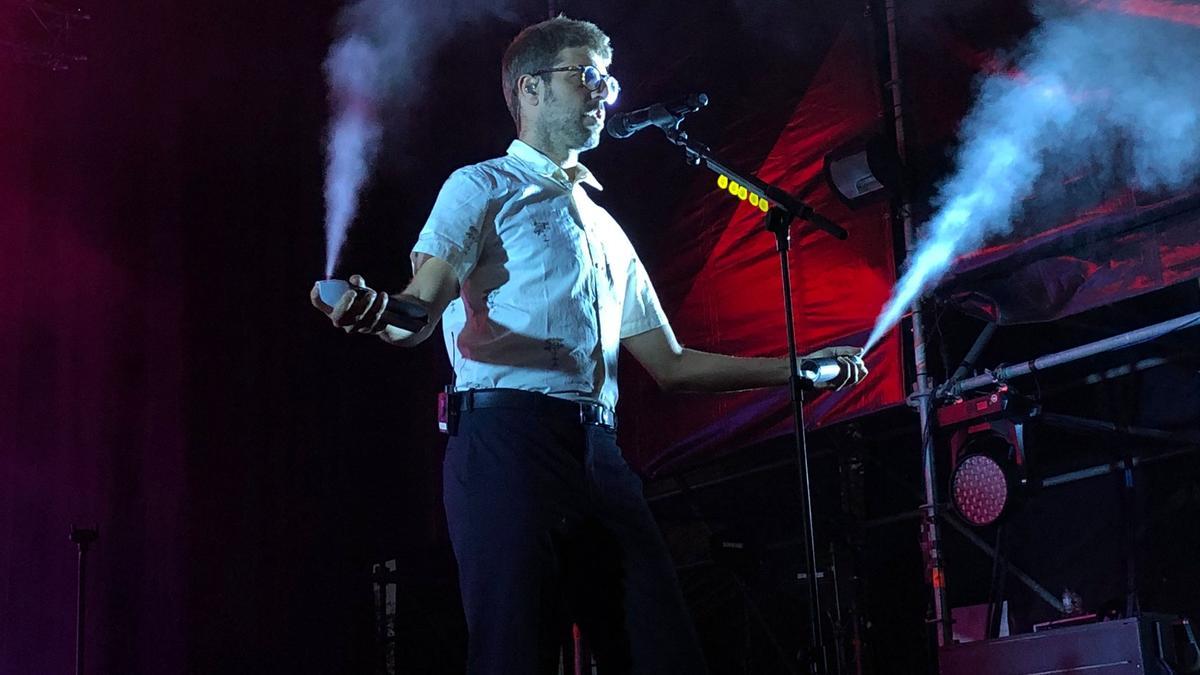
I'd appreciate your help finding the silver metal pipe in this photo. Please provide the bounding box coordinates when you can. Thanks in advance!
[1038,412,1200,445]
[885,0,952,647]
[1041,445,1200,488]
[948,310,1200,397]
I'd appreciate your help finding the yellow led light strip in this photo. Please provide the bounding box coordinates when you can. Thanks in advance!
[716,174,770,212]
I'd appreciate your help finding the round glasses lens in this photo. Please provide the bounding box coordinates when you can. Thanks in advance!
[579,66,600,88]
[580,67,619,105]
[603,78,620,105]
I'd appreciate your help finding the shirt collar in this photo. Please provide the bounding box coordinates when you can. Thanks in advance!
[506,139,604,191]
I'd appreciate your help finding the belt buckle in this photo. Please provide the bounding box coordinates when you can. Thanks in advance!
[579,404,614,430]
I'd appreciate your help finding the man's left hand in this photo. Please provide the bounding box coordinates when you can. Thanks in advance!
[804,346,868,391]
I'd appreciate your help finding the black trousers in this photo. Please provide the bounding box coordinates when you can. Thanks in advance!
[443,399,708,675]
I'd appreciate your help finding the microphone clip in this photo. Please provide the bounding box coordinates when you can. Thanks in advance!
[644,96,706,136]
[605,93,709,141]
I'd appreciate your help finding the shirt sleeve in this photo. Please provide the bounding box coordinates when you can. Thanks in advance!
[411,167,492,282]
[620,254,670,338]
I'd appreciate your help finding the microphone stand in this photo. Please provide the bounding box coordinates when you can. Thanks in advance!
[70,525,98,675]
[649,117,846,674]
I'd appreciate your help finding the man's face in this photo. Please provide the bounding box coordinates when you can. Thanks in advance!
[533,46,611,155]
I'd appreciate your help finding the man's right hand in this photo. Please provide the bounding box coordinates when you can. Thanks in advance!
[311,256,457,347]
[310,274,394,335]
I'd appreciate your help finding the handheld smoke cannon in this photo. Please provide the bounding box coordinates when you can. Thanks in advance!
[796,357,846,388]
[316,279,429,332]
[795,343,869,390]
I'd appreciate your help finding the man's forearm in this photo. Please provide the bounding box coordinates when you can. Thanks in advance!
[667,348,791,392]
[378,321,438,347]
[376,255,459,347]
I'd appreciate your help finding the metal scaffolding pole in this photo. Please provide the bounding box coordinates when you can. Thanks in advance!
[942,310,1200,397]
[883,0,953,647]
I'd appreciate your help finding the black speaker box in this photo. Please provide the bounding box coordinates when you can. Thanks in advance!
[940,616,1186,675]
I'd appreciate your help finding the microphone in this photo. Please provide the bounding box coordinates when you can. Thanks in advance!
[797,357,847,388]
[606,93,709,139]
[376,296,428,332]
[316,279,429,332]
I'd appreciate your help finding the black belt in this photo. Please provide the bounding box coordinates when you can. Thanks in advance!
[450,388,617,430]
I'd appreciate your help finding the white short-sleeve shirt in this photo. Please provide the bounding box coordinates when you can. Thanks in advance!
[412,140,668,412]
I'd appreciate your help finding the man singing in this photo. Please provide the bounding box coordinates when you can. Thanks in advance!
[311,15,867,675]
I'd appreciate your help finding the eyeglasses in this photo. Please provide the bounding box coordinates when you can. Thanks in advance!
[529,65,620,105]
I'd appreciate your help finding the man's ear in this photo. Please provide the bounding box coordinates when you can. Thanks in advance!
[517,74,539,105]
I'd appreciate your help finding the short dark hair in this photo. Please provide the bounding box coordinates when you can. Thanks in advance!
[500,16,613,131]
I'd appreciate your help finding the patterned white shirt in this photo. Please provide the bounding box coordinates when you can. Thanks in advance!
[412,140,668,411]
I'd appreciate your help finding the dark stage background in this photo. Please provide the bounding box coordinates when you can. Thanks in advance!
[3,1,1199,674]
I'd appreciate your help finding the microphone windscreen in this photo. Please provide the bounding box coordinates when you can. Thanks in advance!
[605,115,632,139]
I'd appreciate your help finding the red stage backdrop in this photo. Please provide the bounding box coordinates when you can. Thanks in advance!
[619,23,907,476]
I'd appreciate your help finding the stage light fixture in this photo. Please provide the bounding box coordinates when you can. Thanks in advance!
[823,135,900,208]
[950,443,1015,527]
[937,389,1032,527]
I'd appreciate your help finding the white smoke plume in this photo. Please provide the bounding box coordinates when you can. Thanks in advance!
[324,35,382,279]
[864,2,1200,352]
[322,0,520,279]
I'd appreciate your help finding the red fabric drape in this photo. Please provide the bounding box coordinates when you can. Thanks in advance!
[620,25,907,475]
[942,189,1200,324]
